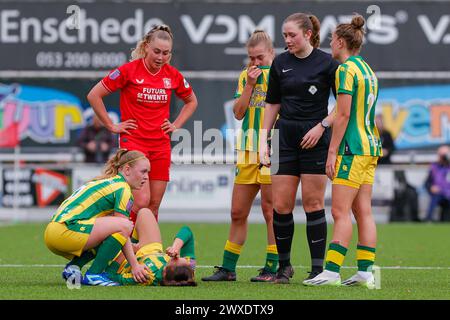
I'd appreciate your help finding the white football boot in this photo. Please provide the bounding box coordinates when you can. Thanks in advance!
[303,270,341,286]
[341,272,375,289]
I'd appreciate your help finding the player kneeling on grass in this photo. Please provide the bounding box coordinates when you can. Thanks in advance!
[44,149,150,286]
[105,208,197,286]
[303,15,380,289]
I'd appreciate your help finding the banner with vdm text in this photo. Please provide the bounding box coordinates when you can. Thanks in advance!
[0,1,449,72]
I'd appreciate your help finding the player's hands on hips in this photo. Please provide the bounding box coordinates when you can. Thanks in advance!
[300,124,324,149]
[131,263,150,283]
[326,150,337,180]
[165,246,180,258]
[161,119,177,134]
[110,119,137,135]
[246,66,262,87]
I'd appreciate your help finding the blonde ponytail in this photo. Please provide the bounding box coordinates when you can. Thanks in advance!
[130,24,174,61]
[94,149,146,180]
[246,29,273,50]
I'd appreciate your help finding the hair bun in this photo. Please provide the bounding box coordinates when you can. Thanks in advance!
[351,15,365,29]
[253,29,264,33]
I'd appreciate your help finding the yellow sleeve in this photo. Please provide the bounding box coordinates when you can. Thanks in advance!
[335,63,355,95]
[114,184,133,217]
[234,69,247,98]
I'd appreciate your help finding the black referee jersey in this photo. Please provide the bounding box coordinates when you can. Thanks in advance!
[265,48,339,122]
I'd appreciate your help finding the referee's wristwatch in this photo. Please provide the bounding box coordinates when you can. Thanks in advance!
[320,119,330,129]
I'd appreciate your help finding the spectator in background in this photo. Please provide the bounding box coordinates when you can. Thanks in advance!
[424,145,450,222]
[78,115,116,163]
[375,114,395,164]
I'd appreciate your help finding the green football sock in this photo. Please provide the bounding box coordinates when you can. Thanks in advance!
[264,244,278,273]
[222,240,242,272]
[104,260,121,275]
[357,244,376,272]
[69,249,96,269]
[325,242,348,273]
[87,233,127,274]
[177,226,196,260]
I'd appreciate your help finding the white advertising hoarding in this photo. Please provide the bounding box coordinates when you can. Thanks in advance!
[163,165,234,209]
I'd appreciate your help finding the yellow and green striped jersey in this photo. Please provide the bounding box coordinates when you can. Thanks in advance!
[108,227,196,286]
[52,173,133,224]
[234,66,270,152]
[335,56,382,157]
[114,246,171,286]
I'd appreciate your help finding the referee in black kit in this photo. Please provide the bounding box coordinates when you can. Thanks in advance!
[259,12,339,284]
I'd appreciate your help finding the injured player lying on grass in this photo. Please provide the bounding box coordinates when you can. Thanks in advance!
[63,208,197,287]
[106,208,197,286]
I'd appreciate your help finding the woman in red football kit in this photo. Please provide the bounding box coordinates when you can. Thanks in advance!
[87,25,198,221]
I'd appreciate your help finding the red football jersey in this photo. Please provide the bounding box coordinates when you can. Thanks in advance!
[101,59,193,151]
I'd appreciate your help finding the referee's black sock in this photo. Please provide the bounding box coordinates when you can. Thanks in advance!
[273,210,294,269]
[306,209,327,273]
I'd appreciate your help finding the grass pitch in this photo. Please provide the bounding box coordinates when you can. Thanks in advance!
[0,222,449,300]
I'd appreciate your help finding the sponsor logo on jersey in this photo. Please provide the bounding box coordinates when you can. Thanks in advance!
[136,79,144,84]
[138,88,168,103]
[163,78,172,88]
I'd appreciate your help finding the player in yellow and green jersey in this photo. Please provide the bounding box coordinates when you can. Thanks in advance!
[304,15,381,289]
[44,149,150,286]
[106,208,196,286]
[202,30,278,283]
[235,66,270,154]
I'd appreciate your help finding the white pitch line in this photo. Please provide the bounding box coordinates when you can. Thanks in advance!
[197,265,450,270]
[0,264,65,267]
[0,264,449,270]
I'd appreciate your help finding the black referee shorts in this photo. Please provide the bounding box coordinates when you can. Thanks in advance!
[270,118,330,176]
